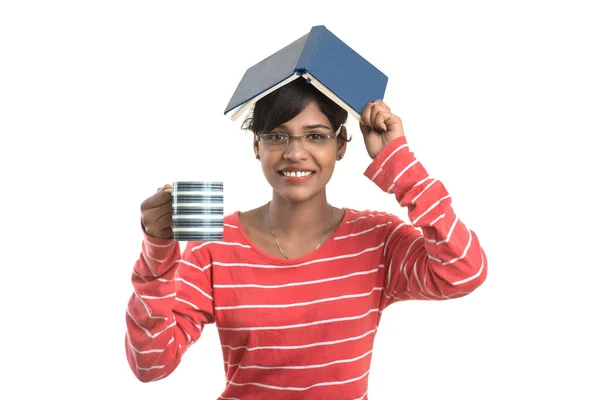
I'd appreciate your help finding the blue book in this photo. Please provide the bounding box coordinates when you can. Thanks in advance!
[224,25,388,121]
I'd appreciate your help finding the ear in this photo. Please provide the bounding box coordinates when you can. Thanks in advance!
[336,125,348,159]
[253,134,260,159]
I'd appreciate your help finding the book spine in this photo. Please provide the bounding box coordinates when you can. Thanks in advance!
[294,25,326,72]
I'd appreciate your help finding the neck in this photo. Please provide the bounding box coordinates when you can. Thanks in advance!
[267,191,331,236]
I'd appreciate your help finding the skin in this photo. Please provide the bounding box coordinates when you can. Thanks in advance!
[141,99,405,260]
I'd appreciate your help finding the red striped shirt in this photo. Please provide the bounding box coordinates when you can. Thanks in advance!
[125,136,488,399]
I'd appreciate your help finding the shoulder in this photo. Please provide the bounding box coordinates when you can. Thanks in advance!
[343,208,402,228]
[224,211,240,228]
[330,208,405,252]
[339,208,405,242]
[223,211,250,242]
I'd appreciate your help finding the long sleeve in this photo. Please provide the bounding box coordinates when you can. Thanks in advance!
[124,231,215,382]
[364,136,488,308]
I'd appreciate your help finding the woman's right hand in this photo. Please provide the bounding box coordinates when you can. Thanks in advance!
[141,184,173,239]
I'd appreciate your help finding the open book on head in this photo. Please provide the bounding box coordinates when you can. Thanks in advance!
[224,25,388,122]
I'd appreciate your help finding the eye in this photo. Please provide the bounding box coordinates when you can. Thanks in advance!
[263,133,288,142]
[306,133,329,141]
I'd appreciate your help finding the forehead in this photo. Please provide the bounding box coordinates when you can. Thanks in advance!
[277,101,332,130]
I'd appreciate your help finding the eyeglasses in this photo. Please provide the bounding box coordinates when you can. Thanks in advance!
[257,125,342,151]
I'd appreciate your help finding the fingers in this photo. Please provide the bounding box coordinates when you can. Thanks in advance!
[361,100,400,134]
[158,183,173,192]
[141,202,172,227]
[152,208,173,231]
[372,109,388,133]
[141,184,174,239]
[141,202,173,239]
[361,100,392,133]
[361,103,374,132]
[141,187,173,211]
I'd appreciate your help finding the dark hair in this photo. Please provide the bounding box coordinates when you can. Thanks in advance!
[242,78,351,142]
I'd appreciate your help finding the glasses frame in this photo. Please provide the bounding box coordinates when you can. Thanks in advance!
[256,124,343,150]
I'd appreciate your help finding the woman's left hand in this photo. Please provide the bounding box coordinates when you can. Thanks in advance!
[360,100,405,159]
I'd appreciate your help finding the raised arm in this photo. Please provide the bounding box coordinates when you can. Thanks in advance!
[358,101,487,308]
[365,135,487,307]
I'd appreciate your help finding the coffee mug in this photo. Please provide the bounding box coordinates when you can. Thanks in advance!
[168,181,224,242]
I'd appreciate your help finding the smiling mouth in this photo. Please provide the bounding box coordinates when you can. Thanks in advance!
[279,170,315,178]
[279,171,315,179]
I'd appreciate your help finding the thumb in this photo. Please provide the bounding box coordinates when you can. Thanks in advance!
[359,122,373,136]
[156,183,173,192]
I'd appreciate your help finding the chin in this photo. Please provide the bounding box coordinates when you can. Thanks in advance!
[275,186,321,203]
[264,170,333,202]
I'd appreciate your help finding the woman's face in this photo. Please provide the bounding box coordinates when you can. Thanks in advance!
[254,101,346,203]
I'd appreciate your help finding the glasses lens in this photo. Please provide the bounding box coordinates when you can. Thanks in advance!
[261,133,288,149]
[305,133,329,144]
[261,132,334,150]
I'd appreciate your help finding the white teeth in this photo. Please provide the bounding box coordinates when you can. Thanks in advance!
[282,171,312,177]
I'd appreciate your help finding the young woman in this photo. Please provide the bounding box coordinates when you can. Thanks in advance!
[125,78,487,399]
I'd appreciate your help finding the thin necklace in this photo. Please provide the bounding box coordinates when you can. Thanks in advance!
[265,201,333,259]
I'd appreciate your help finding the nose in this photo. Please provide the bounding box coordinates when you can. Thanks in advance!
[283,136,308,160]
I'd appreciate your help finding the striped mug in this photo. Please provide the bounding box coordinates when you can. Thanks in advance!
[169,181,224,242]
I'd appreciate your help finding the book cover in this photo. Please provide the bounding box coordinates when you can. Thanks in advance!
[224,25,388,121]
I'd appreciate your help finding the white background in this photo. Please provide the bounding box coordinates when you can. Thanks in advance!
[1,0,599,399]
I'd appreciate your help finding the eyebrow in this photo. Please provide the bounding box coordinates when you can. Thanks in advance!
[276,124,332,131]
